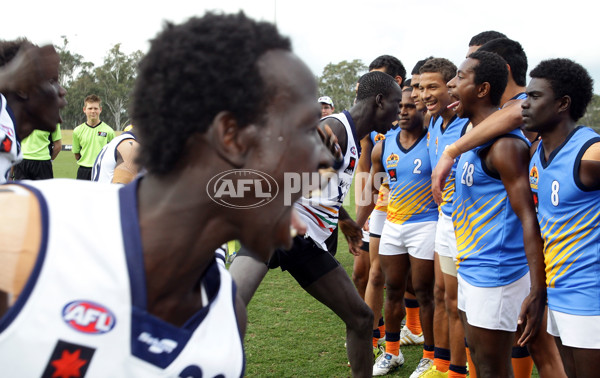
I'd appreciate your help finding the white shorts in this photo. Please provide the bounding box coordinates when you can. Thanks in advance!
[361,229,369,243]
[547,309,600,349]
[369,209,387,237]
[379,220,436,260]
[457,272,530,332]
[434,212,457,259]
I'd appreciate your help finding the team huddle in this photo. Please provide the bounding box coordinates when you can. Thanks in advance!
[0,11,598,378]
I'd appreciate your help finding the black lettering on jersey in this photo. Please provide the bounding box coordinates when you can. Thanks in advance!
[389,169,397,182]
[344,157,356,174]
[1,135,12,152]
[41,340,95,378]
[179,365,228,378]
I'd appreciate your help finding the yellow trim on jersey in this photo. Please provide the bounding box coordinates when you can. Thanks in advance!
[454,194,504,262]
[541,209,600,287]
[386,178,432,224]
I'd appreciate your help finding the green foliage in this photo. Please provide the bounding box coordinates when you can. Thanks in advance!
[317,59,367,112]
[56,39,142,131]
[581,94,600,133]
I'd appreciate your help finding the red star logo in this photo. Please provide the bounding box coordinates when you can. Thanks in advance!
[1,136,11,152]
[50,349,87,378]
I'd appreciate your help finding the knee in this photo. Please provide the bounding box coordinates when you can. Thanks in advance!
[369,268,385,287]
[413,283,434,304]
[433,283,445,303]
[352,271,368,290]
[348,301,374,331]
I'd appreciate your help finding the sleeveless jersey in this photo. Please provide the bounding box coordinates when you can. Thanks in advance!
[529,126,600,315]
[0,94,21,183]
[382,128,437,224]
[427,114,470,216]
[91,131,136,183]
[371,128,396,212]
[295,111,359,250]
[0,179,245,377]
[453,129,530,287]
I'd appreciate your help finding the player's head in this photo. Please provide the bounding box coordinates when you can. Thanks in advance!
[318,96,335,117]
[399,87,423,131]
[369,55,407,87]
[132,12,332,257]
[448,51,508,119]
[410,56,433,112]
[478,38,527,87]
[418,58,457,116]
[0,38,66,133]
[522,59,594,132]
[356,71,403,133]
[467,30,507,56]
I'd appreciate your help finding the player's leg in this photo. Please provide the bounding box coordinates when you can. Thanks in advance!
[301,264,374,378]
[351,233,370,299]
[432,252,450,373]
[402,274,424,346]
[547,308,600,378]
[365,235,385,345]
[442,270,468,378]
[461,314,514,376]
[375,252,410,375]
[518,306,564,378]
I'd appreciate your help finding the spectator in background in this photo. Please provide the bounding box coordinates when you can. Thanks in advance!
[12,124,62,180]
[319,95,335,118]
[72,94,115,180]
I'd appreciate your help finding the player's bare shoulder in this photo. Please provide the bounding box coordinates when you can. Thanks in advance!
[0,185,42,298]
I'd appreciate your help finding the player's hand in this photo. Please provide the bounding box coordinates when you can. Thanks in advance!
[317,124,343,169]
[431,150,454,205]
[338,218,363,256]
[362,218,370,232]
[517,287,546,346]
[3,45,60,93]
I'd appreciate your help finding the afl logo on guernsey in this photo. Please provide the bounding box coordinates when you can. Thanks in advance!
[529,164,539,190]
[62,300,116,334]
[386,153,399,169]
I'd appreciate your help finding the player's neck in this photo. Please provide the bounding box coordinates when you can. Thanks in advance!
[540,119,576,159]
[500,81,526,106]
[470,104,498,128]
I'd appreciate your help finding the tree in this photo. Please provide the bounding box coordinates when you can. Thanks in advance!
[581,94,600,133]
[94,44,143,131]
[56,37,96,129]
[317,59,367,112]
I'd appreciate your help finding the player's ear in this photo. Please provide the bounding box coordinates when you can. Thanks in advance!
[557,95,571,115]
[478,82,490,99]
[375,93,384,109]
[206,111,257,168]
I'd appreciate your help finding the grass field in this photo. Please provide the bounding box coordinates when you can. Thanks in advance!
[52,131,539,377]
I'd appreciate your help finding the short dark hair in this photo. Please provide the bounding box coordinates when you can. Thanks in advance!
[419,58,457,83]
[0,38,33,68]
[479,38,527,86]
[468,51,508,107]
[530,58,594,122]
[468,31,507,47]
[411,56,434,75]
[356,71,398,102]
[132,12,291,175]
[369,55,406,84]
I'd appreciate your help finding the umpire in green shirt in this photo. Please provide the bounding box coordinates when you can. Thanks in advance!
[12,125,62,180]
[72,94,115,180]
